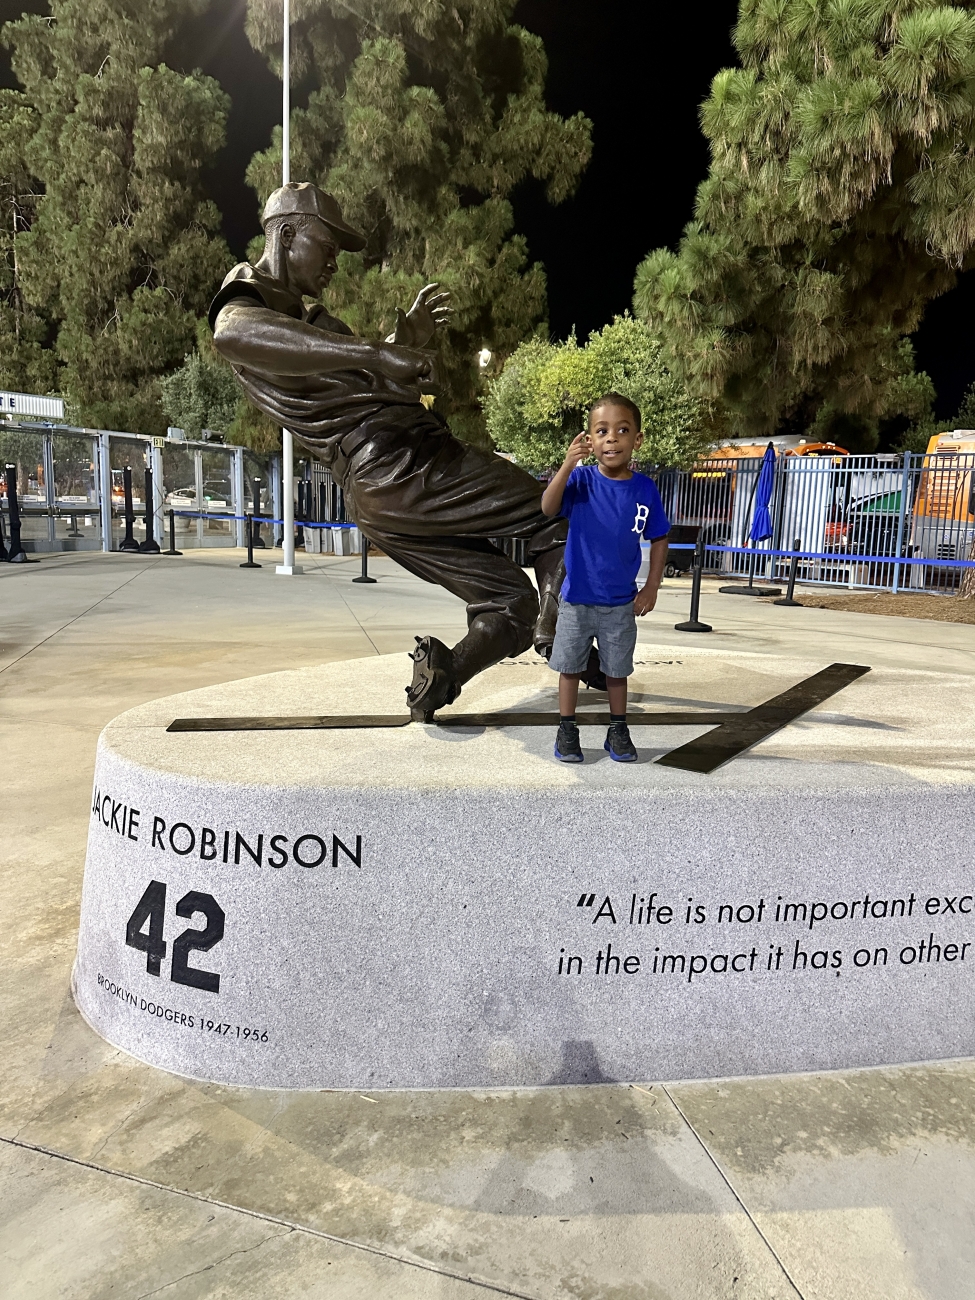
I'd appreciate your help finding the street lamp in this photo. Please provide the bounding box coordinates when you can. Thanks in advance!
[276,0,301,576]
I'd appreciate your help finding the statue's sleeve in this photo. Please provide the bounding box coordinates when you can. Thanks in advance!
[207,279,268,332]
[304,303,354,336]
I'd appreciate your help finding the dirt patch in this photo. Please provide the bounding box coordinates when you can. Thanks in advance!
[769,591,975,623]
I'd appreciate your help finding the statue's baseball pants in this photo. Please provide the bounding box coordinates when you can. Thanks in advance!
[326,408,567,681]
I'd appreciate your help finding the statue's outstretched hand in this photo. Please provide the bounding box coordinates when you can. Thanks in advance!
[390,283,451,348]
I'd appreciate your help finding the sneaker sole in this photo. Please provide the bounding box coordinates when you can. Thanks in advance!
[554,745,584,763]
[604,743,637,763]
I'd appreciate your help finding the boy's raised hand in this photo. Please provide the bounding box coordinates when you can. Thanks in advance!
[562,431,589,472]
[541,430,590,516]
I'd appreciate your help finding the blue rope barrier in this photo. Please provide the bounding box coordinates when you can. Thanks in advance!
[171,510,356,529]
[170,512,974,569]
[662,541,975,569]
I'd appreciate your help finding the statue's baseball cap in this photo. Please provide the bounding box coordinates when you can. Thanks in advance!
[262,181,366,252]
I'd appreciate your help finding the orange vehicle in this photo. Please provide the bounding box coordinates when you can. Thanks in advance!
[702,437,849,461]
[788,442,849,458]
[910,431,975,566]
[683,438,852,557]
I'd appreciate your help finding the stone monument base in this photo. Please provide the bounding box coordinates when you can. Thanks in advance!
[73,648,975,1089]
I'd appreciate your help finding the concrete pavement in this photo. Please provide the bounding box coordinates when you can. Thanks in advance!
[1,548,974,1299]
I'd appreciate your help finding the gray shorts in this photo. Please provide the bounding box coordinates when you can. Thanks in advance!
[548,598,637,678]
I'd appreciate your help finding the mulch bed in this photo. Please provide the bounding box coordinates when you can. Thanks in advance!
[767,592,975,624]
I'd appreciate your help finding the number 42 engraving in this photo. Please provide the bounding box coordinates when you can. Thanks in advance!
[125,881,225,993]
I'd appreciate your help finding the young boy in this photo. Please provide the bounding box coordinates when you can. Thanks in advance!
[541,392,669,763]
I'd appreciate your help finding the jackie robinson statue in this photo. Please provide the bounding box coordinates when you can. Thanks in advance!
[210,181,600,719]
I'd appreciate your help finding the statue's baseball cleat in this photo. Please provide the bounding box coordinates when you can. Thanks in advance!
[406,635,461,721]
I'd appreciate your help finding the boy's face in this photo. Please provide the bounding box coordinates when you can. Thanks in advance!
[587,402,643,473]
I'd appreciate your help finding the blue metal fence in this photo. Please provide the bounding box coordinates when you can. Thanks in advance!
[654,451,975,594]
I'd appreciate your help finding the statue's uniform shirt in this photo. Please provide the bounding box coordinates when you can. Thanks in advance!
[208,263,423,480]
[209,262,567,657]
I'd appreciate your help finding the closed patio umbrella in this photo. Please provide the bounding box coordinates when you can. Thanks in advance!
[750,442,776,543]
[719,442,782,597]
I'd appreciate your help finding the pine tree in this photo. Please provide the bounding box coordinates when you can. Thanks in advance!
[634,0,975,441]
[0,90,56,395]
[952,380,975,430]
[898,371,975,450]
[2,0,232,433]
[484,317,720,473]
[243,0,591,443]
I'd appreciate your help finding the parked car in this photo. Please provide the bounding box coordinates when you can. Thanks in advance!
[663,524,701,577]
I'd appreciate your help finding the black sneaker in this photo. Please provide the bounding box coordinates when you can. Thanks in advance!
[604,721,638,762]
[554,720,584,763]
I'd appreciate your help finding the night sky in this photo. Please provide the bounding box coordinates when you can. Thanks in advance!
[1,0,972,417]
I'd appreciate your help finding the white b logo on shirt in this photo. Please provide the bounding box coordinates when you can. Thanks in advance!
[632,503,650,534]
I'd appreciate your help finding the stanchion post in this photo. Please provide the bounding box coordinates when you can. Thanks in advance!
[118,466,140,552]
[240,513,262,569]
[352,530,376,583]
[4,463,28,562]
[674,536,712,633]
[774,537,802,606]
[251,477,265,547]
[164,508,182,556]
[718,536,781,596]
[139,466,160,553]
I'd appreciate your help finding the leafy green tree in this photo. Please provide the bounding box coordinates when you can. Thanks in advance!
[1,0,232,434]
[484,316,720,472]
[634,0,975,441]
[161,323,282,452]
[161,325,241,439]
[243,0,591,443]
[226,400,282,454]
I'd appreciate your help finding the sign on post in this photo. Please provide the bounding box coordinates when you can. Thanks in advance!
[0,391,65,420]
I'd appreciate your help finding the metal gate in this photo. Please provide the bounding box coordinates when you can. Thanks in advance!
[656,451,975,593]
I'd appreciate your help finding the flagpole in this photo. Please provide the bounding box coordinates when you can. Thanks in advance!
[276,0,301,575]
[282,0,290,186]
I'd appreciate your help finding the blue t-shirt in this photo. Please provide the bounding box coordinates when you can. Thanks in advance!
[559,465,669,606]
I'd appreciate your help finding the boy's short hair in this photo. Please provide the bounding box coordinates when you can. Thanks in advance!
[588,391,642,431]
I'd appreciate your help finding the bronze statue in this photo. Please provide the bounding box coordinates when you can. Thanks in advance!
[211,181,593,718]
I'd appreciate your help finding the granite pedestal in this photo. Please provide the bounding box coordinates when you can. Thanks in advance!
[73,648,975,1089]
